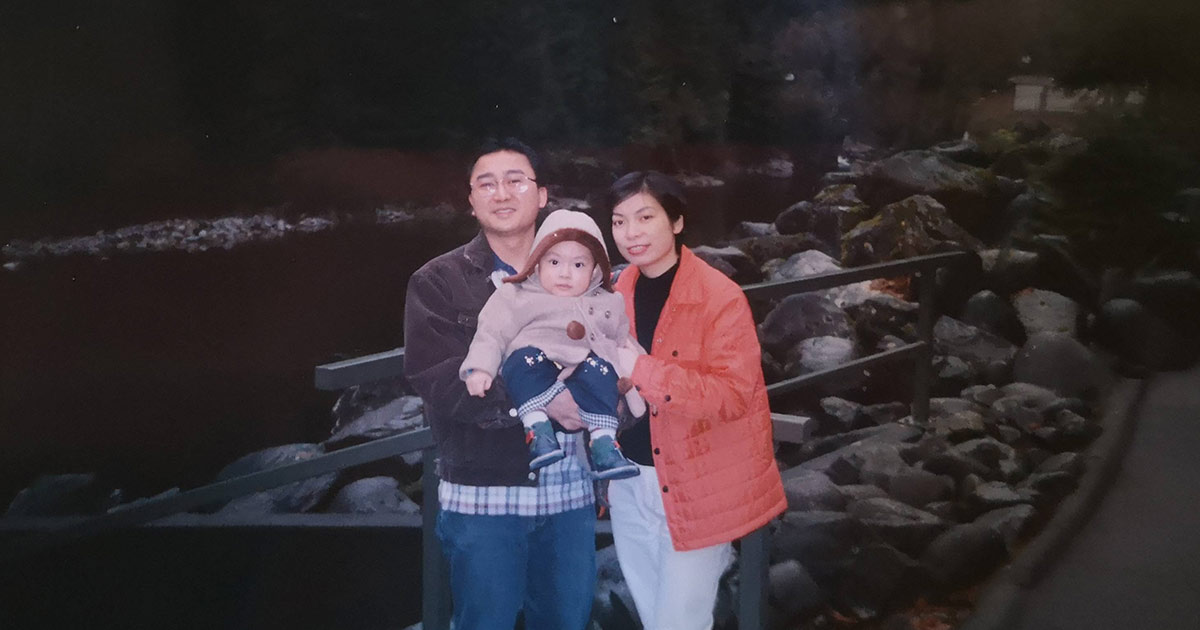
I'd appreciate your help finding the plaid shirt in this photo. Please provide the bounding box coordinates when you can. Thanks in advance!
[438,430,595,516]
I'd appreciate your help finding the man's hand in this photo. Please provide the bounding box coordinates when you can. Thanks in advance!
[545,388,585,431]
[465,371,493,397]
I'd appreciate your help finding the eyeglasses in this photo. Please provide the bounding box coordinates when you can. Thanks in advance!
[471,174,537,197]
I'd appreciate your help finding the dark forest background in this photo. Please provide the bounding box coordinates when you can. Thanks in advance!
[3,0,1198,240]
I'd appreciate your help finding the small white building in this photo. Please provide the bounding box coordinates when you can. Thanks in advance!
[1009,75,1143,114]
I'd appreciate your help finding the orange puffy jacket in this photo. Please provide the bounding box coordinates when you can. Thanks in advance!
[616,247,786,551]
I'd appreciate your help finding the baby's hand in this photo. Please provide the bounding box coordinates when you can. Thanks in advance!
[465,371,493,397]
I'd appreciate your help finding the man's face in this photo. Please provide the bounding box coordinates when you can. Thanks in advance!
[468,150,547,238]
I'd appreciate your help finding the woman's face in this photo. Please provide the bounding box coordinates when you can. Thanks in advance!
[611,192,684,278]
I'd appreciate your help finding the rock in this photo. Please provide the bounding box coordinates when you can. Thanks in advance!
[929,408,988,443]
[1012,332,1107,399]
[922,450,993,481]
[960,290,1025,345]
[730,233,829,266]
[108,487,182,514]
[838,484,890,503]
[327,477,420,514]
[730,221,779,239]
[214,443,339,514]
[5,473,121,517]
[773,511,869,583]
[1095,298,1196,371]
[675,172,725,188]
[952,437,1017,470]
[326,395,426,450]
[774,200,815,235]
[1036,452,1084,476]
[931,138,988,166]
[850,444,915,490]
[978,248,1040,296]
[748,158,795,178]
[819,397,866,434]
[888,470,955,509]
[593,544,641,630]
[933,316,1017,382]
[768,559,828,624]
[1024,234,1099,305]
[862,402,909,426]
[861,151,1014,238]
[920,522,1008,586]
[1019,472,1077,505]
[766,250,879,307]
[789,336,857,375]
[931,355,975,397]
[960,384,1004,407]
[759,293,854,358]
[841,195,982,268]
[975,504,1037,552]
[835,543,926,620]
[783,470,847,512]
[845,294,920,349]
[847,498,948,555]
[691,245,762,284]
[966,481,1038,517]
[1012,289,1081,338]
[923,501,960,522]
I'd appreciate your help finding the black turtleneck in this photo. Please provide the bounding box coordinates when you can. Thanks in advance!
[622,261,679,466]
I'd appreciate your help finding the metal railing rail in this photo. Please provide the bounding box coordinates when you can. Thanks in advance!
[0,250,970,630]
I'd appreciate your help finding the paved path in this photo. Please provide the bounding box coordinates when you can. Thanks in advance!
[1003,364,1200,629]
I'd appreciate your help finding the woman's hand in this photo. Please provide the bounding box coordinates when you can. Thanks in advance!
[465,371,493,397]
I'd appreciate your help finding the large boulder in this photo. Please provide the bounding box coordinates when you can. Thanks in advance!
[773,510,870,583]
[1012,332,1108,400]
[841,195,983,268]
[765,250,880,308]
[325,395,425,450]
[787,336,857,376]
[730,233,830,267]
[834,543,926,620]
[933,316,1018,383]
[5,473,121,517]
[1011,288,1082,338]
[327,477,420,514]
[759,293,854,359]
[960,290,1025,345]
[768,560,828,626]
[860,150,1018,239]
[783,469,847,512]
[919,522,1008,587]
[978,248,1040,296]
[214,443,339,514]
[1094,298,1197,371]
[846,498,948,556]
[691,245,762,284]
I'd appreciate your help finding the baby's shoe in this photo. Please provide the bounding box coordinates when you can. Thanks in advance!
[590,435,640,480]
[527,420,566,470]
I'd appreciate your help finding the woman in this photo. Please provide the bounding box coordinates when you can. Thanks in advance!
[605,171,786,630]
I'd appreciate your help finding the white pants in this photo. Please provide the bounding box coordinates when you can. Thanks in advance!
[608,464,733,630]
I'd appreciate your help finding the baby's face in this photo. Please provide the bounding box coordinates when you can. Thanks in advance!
[537,240,597,297]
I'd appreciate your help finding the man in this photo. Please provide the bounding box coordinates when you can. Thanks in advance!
[403,138,596,630]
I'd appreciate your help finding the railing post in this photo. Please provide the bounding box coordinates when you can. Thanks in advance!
[911,269,937,425]
[421,447,452,630]
[737,526,770,630]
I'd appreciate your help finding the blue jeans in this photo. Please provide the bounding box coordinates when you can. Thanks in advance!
[436,506,597,630]
[502,346,620,431]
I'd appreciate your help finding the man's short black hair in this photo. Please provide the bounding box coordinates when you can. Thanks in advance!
[469,137,542,179]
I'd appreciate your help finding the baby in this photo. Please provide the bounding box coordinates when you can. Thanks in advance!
[461,210,644,480]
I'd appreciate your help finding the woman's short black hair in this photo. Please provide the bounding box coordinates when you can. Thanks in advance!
[601,171,688,224]
[469,137,542,178]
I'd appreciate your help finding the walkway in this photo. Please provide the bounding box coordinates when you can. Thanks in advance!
[969,362,1200,630]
